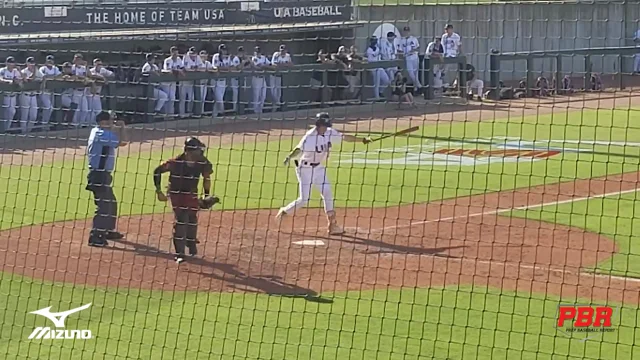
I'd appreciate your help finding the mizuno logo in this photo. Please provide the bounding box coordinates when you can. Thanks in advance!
[30,303,92,328]
[28,303,93,340]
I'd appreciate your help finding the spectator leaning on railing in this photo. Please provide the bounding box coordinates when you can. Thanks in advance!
[0,56,21,133]
[347,45,363,99]
[38,55,62,127]
[380,31,398,85]
[425,36,444,92]
[365,36,390,100]
[331,46,350,100]
[181,47,203,118]
[251,45,272,114]
[212,44,232,117]
[19,57,42,134]
[441,24,462,87]
[162,46,184,116]
[271,44,293,111]
[311,49,334,104]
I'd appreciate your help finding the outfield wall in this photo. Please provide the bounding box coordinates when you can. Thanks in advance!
[358,2,640,81]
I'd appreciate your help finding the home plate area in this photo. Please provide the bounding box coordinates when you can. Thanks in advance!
[0,202,625,301]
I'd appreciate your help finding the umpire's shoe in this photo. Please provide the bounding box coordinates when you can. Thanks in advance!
[175,254,185,264]
[105,231,125,240]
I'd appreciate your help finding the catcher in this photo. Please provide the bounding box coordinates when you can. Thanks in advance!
[153,137,219,263]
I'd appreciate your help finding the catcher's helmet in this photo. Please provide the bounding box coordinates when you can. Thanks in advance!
[184,137,206,153]
[315,112,332,127]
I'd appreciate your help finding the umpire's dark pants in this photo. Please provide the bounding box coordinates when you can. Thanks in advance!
[169,193,199,256]
[86,170,118,239]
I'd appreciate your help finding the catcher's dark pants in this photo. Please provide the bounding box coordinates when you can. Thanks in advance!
[169,193,199,256]
[86,171,118,240]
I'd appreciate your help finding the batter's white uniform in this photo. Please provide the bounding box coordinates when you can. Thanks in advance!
[441,32,462,85]
[379,37,398,82]
[270,52,292,107]
[212,53,232,116]
[251,55,270,114]
[180,55,203,116]
[38,65,61,125]
[162,56,183,115]
[398,36,421,89]
[88,66,114,123]
[634,29,640,72]
[0,66,21,132]
[19,67,42,133]
[141,62,169,112]
[71,64,90,126]
[230,56,241,111]
[365,45,390,99]
[282,127,343,214]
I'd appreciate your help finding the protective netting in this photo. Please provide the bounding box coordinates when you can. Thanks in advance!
[0,1,639,359]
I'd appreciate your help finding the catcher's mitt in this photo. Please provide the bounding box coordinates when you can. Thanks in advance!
[199,196,220,209]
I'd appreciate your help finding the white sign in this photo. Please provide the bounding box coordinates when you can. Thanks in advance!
[28,303,93,340]
[273,6,342,19]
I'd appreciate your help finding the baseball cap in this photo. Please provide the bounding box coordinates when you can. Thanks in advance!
[338,45,346,52]
[445,24,454,29]
[188,46,196,53]
[387,31,396,37]
[62,62,72,68]
[199,50,208,56]
[46,55,55,62]
[26,57,35,64]
[6,56,15,64]
[145,53,155,61]
[315,112,332,127]
[93,58,101,64]
[219,44,227,50]
[435,36,442,40]
[170,46,178,52]
[279,44,286,50]
[74,53,83,59]
[96,111,111,123]
[237,46,244,52]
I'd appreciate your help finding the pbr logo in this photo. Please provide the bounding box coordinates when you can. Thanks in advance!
[27,303,93,340]
[556,304,617,341]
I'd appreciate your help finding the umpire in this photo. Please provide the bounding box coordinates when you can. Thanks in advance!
[86,111,128,247]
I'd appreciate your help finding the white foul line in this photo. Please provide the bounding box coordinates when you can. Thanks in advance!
[367,187,640,233]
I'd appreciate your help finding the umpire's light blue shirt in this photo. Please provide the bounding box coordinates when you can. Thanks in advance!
[87,127,120,172]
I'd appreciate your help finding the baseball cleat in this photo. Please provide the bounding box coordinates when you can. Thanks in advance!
[175,255,185,264]
[328,224,344,236]
[88,238,108,247]
[275,208,287,221]
[105,231,124,240]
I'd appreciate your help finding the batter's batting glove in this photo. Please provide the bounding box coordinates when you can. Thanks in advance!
[199,195,220,209]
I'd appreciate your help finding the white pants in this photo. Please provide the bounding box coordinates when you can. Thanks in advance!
[179,82,194,116]
[270,75,282,107]
[230,78,239,111]
[467,79,484,98]
[252,76,267,114]
[213,79,227,116]
[406,56,421,89]
[386,67,398,83]
[88,94,102,124]
[198,84,208,114]
[40,93,53,124]
[1,95,17,132]
[369,68,390,99]
[283,165,334,214]
[635,53,640,72]
[19,93,38,133]
[152,88,169,112]
[160,83,177,115]
[71,91,89,126]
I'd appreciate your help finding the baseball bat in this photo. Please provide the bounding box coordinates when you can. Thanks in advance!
[369,126,420,143]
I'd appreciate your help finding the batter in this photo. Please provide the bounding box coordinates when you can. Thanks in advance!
[276,112,371,235]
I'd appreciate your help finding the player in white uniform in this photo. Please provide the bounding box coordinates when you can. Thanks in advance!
[180,47,203,117]
[199,50,214,115]
[425,37,445,90]
[162,46,185,116]
[398,26,422,93]
[229,46,247,113]
[212,44,232,117]
[633,27,640,73]
[441,24,462,86]
[276,112,372,235]
[88,58,115,124]
[380,31,398,83]
[141,53,169,113]
[38,55,62,126]
[0,57,22,133]
[271,44,293,110]
[365,36,390,100]
[251,46,271,114]
[19,57,42,133]
[71,54,90,126]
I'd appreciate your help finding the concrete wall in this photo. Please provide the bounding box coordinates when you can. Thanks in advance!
[357,2,640,81]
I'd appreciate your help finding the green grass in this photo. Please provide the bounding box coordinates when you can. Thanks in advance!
[1,277,638,360]
[1,108,640,358]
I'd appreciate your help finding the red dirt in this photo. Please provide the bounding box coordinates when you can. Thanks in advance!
[2,171,639,303]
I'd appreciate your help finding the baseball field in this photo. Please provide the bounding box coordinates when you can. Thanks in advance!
[1,93,640,359]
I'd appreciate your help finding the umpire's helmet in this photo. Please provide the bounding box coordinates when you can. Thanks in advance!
[315,112,332,128]
[184,137,206,153]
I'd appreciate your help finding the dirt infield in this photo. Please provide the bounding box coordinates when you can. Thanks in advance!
[1,171,638,302]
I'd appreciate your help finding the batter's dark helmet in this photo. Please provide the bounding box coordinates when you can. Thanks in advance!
[184,137,206,153]
[315,112,332,127]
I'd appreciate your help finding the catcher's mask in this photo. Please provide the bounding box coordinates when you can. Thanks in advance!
[184,137,206,156]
